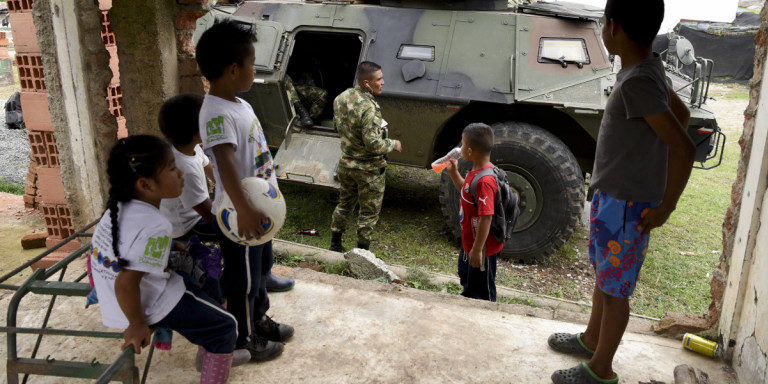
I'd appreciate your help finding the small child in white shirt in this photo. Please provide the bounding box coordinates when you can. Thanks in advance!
[158,93,216,241]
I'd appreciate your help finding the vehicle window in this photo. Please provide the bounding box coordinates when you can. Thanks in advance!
[537,38,590,65]
[397,45,435,61]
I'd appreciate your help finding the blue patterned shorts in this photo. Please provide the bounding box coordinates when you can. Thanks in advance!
[588,190,658,298]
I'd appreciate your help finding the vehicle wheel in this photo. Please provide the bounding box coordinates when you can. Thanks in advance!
[438,121,584,263]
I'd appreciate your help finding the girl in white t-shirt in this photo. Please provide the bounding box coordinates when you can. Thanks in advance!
[90,135,244,383]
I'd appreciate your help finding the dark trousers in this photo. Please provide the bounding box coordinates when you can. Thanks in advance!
[216,225,273,347]
[177,218,219,243]
[458,250,498,302]
[152,281,237,354]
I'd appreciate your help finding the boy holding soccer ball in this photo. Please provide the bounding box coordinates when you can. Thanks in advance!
[196,20,293,363]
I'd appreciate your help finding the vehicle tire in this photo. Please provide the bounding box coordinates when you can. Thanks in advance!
[438,121,584,263]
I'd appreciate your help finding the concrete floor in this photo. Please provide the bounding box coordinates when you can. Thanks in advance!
[0,264,735,384]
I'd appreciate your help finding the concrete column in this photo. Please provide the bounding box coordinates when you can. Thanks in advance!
[110,0,179,136]
[718,7,768,383]
[33,0,117,227]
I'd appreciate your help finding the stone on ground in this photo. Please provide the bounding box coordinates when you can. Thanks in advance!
[674,364,711,384]
[343,248,399,282]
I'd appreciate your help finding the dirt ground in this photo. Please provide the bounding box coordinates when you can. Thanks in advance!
[0,193,45,285]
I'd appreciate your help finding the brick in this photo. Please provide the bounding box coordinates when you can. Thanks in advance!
[98,0,112,11]
[28,130,59,167]
[10,12,40,53]
[23,194,35,207]
[179,75,205,94]
[31,251,68,271]
[21,231,46,250]
[178,56,200,76]
[117,116,127,139]
[41,203,75,239]
[175,10,207,30]
[24,184,36,195]
[45,237,82,253]
[107,45,119,85]
[37,167,66,205]
[101,11,116,47]
[7,0,34,13]
[177,31,196,55]
[0,32,9,47]
[106,84,123,118]
[20,91,52,131]
[16,53,45,92]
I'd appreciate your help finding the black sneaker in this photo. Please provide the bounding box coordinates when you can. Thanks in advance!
[254,315,295,342]
[238,334,283,362]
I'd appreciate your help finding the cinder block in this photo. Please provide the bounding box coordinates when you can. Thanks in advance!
[30,251,68,270]
[20,91,52,131]
[7,0,34,13]
[37,167,66,205]
[10,12,39,53]
[16,54,45,92]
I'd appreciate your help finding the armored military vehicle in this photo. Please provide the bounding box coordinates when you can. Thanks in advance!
[194,0,724,262]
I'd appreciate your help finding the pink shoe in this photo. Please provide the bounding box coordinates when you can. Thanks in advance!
[200,351,233,384]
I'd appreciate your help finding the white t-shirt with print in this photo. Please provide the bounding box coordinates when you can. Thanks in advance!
[160,145,210,238]
[90,200,186,329]
[199,94,276,212]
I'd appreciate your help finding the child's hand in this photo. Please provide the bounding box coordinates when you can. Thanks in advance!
[446,158,459,174]
[123,323,151,354]
[469,248,483,268]
[236,202,268,240]
[637,204,673,234]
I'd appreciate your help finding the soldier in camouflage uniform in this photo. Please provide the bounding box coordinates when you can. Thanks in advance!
[330,61,402,251]
[285,74,327,126]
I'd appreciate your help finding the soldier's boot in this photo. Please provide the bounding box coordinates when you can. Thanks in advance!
[330,231,344,252]
[293,101,314,127]
[357,239,370,250]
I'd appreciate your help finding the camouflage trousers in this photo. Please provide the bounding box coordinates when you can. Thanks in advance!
[285,77,327,119]
[330,166,386,243]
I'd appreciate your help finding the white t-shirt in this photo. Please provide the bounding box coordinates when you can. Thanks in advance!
[199,94,277,212]
[160,145,210,238]
[90,200,186,329]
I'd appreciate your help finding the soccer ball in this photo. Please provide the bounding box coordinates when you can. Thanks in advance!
[215,177,286,246]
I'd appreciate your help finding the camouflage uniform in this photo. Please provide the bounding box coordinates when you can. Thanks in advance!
[284,75,327,119]
[330,85,398,244]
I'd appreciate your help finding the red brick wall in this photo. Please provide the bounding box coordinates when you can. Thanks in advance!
[12,0,81,268]
[176,0,208,94]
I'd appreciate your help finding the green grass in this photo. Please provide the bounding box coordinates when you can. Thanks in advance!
[0,178,24,195]
[274,83,747,318]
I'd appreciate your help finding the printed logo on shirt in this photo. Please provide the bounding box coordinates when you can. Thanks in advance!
[248,119,258,143]
[91,246,121,273]
[206,116,226,141]
[140,236,170,267]
[478,196,488,206]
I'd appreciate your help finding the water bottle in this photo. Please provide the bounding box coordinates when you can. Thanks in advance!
[431,147,462,173]
[298,229,318,236]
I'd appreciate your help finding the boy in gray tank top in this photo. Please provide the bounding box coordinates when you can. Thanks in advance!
[547,1,696,383]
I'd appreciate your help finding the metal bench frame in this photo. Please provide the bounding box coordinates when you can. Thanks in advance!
[1,220,156,384]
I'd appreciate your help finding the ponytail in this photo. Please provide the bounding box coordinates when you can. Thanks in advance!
[105,135,171,266]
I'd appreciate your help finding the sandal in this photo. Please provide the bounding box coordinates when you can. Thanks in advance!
[551,363,619,384]
[551,362,618,384]
[548,332,595,358]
